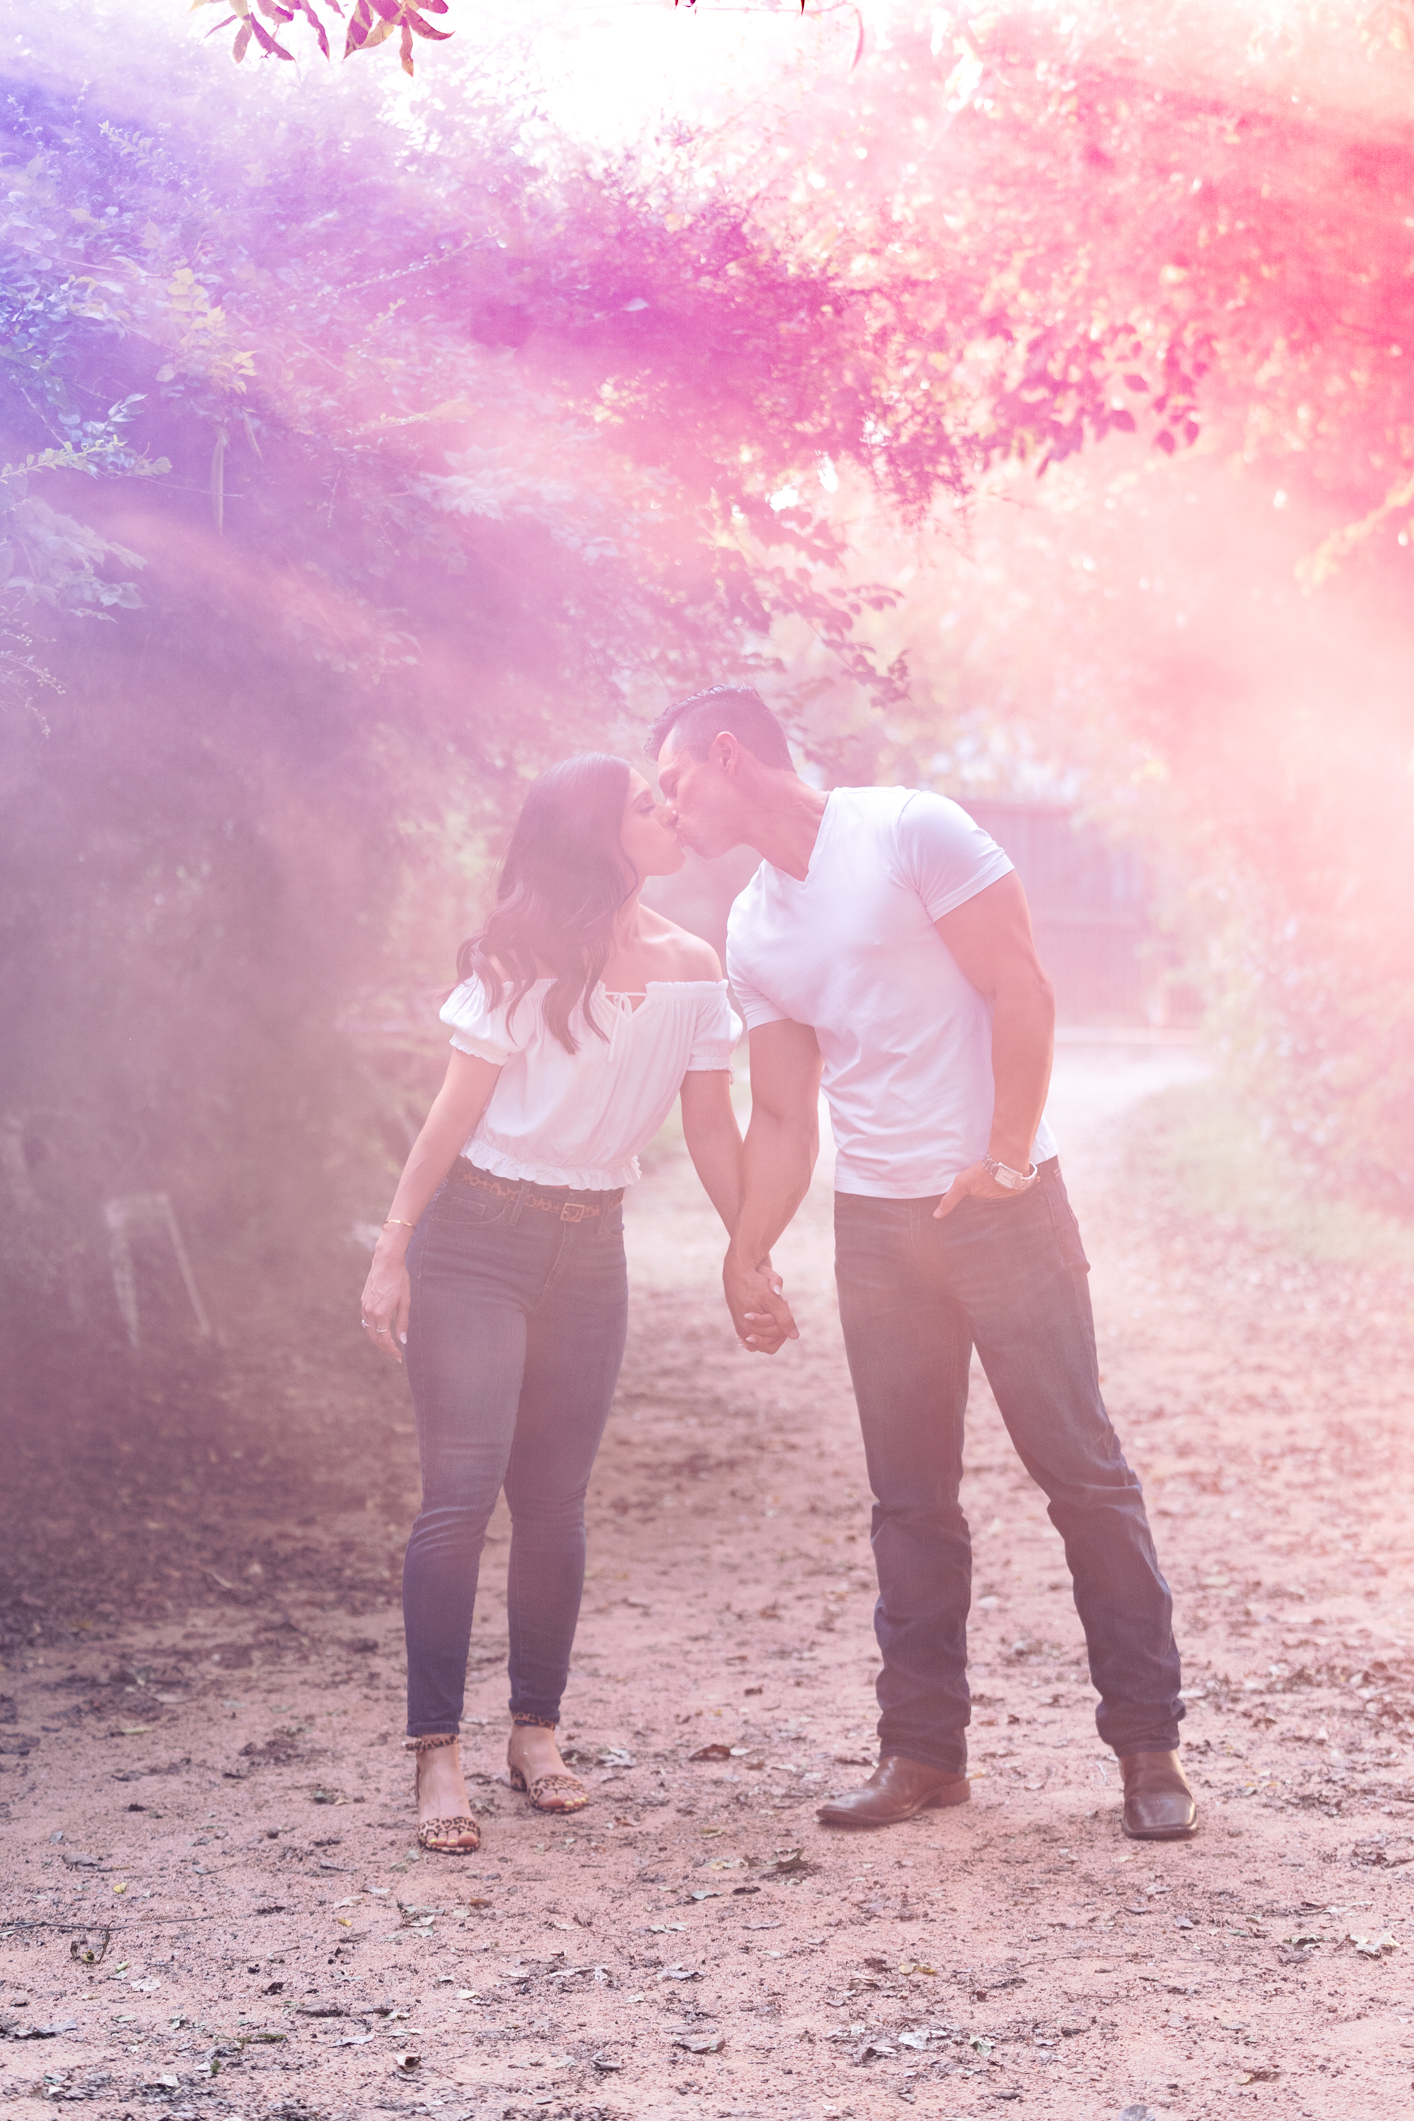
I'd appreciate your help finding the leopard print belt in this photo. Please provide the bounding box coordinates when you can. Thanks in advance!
[450,1159,624,1223]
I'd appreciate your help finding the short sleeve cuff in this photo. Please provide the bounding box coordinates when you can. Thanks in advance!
[734,998,789,1031]
[439,975,519,1062]
[448,1028,512,1065]
[687,994,745,1070]
[924,847,1013,922]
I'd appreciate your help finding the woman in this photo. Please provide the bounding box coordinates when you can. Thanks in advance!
[359,753,746,1854]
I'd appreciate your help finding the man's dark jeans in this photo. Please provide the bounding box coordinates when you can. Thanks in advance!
[402,1173,628,1737]
[834,1160,1182,1774]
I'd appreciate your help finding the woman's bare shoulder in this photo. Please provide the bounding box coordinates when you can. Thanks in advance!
[642,910,722,982]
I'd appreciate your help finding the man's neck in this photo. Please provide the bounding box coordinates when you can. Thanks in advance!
[745,778,830,881]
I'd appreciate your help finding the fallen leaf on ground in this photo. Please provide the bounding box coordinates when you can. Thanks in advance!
[689,1743,731,1761]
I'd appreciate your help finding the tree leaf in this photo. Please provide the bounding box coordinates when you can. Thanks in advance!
[248,14,295,55]
[343,0,373,55]
[294,0,330,56]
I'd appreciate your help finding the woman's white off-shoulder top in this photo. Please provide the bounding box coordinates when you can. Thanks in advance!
[440,975,742,1192]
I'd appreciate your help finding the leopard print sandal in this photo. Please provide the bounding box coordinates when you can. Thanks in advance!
[404,1733,481,1853]
[507,1713,589,1815]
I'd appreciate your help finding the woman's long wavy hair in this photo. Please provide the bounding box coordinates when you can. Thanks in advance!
[458,754,637,1055]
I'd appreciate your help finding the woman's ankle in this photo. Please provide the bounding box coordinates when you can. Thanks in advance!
[509,1719,562,1760]
[415,1747,469,1811]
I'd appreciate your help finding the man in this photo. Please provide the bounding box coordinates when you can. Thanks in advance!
[648,685,1196,1842]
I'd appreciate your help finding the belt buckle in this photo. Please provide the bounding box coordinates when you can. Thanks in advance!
[559,1200,587,1223]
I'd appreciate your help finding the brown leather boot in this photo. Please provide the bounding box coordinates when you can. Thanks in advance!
[1119,1750,1198,1840]
[816,1755,970,1829]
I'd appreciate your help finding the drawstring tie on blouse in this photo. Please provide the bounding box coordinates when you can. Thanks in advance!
[602,989,645,1060]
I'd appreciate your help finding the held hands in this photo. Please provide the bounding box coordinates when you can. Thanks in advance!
[933,1157,1036,1220]
[723,1245,798,1356]
[360,1239,411,1364]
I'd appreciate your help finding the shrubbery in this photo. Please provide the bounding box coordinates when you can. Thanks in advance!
[5,0,1414,1380]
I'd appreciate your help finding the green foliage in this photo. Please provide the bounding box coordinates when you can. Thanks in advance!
[4,0,1414,1369]
[0,490,145,615]
[1205,847,1414,1215]
[189,0,453,80]
[1130,1075,1414,1272]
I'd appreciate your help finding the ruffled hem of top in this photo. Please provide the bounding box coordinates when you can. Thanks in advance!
[461,1141,643,1193]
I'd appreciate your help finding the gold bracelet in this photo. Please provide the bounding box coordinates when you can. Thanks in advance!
[383,1217,417,1231]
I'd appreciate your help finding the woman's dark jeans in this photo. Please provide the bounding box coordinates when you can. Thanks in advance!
[834,1161,1182,1775]
[401,1175,628,1737]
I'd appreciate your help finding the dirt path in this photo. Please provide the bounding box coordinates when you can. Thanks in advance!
[3,1052,1414,2121]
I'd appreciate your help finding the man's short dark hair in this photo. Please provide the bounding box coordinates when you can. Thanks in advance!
[645,685,794,770]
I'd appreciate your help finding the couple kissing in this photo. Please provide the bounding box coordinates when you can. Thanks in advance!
[358,687,1196,1856]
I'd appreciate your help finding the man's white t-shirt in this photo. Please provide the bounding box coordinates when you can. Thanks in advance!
[725,785,1057,1198]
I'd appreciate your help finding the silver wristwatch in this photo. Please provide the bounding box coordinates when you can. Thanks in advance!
[982,1153,1037,1192]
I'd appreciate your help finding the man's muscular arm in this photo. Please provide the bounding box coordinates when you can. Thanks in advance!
[933,871,1055,1219]
[723,1018,822,1351]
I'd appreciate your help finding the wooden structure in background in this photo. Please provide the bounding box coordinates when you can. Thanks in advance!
[961,800,1165,1027]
